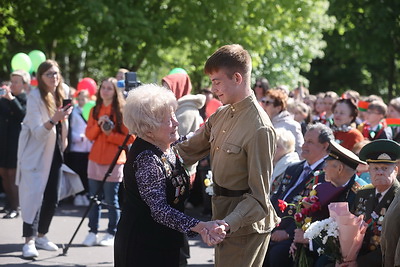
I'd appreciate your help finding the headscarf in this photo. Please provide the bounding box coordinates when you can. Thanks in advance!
[162,73,192,100]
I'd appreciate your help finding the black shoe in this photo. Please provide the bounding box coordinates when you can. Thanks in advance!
[0,207,10,214]
[3,210,19,219]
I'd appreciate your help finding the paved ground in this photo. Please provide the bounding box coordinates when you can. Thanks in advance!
[0,197,215,266]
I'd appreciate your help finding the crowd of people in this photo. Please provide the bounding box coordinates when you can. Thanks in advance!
[1,43,400,267]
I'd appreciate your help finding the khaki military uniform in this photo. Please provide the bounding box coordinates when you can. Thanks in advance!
[381,190,400,267]
[351,180,400,267]
[177,93,279,267]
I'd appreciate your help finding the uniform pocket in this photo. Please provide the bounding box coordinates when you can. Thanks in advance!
[221,142,241,154]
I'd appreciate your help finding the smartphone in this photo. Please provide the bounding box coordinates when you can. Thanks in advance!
[62,99,72,110]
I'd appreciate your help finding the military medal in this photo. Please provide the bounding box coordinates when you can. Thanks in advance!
[180,186,185,195]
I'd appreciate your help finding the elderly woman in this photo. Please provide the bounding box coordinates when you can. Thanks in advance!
[270,128,300,195]
[332,98,365,151]
[114,84,225,267]
[262,88,304,155]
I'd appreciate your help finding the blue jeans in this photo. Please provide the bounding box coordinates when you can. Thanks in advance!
[87,179,120,235]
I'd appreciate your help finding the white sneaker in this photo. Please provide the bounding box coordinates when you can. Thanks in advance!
[22,240,39,258]
[82,232,97,246]
[35,236,58,251]
[81,195,90,207]
[74,195,84,206]
[98,233,114,246]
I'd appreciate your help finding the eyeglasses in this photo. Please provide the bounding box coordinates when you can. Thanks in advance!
[366,110,382,115]
[261,99,274,106]
[43,72,59,78]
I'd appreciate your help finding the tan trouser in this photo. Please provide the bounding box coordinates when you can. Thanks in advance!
[215,232,271,267]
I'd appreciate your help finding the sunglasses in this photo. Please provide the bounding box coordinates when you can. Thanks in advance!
[254,84,263,88]
[261,99,274,105]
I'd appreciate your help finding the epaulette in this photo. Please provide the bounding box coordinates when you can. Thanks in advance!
[351,181,363,193]
[359,184,374,190]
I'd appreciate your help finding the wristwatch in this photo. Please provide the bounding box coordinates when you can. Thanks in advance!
[49,118,58,125]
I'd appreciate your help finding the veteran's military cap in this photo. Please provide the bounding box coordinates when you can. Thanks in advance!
[359,139,400,164]
[327,140,367,169]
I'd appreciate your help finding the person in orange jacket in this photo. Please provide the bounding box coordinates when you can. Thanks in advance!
[82,77,134,247]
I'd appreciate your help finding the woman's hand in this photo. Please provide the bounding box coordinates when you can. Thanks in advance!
[192,220,228,246]
[98,115,112,135]
[1,86,14,101]
[52,105,72,122]
[97,115,109,126]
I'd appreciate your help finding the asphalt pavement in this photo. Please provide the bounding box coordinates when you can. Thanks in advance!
[0,197,215,266]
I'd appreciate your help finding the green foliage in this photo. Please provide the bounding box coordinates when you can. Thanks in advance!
[0,0,334,92]
[305,0,400,100]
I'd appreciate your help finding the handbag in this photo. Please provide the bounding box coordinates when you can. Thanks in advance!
[58,163,84,200]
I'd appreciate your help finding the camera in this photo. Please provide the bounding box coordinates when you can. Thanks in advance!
[0,87,7,96]
[124,72,141,92]
[102,119,115,131]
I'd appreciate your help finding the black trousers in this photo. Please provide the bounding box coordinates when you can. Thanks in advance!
[23,145,62,237]
[64,151,89,194]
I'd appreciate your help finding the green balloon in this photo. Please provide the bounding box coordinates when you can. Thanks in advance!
[168,68,187,75]
[82,101,96,121]
[11,53,32,72]
[28,50,46,73]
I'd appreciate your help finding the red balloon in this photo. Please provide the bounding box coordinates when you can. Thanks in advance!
[77,77,97,96]
[30,77,38,87]
[205,98,222,119]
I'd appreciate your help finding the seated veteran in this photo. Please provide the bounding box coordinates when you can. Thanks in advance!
[322,140,367,204]
[351,139,400,267]
[293,140,367,267]
[264,123,334,267]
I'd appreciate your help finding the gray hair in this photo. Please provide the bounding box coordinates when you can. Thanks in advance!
[123,84,178,137]
[275,128,295,154]
[307,123,334,150]
[11,69,31,84]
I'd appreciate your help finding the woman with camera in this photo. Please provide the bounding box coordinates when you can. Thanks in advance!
[82,77,134,247]
[0,70,29,219]
[17,60,72,258]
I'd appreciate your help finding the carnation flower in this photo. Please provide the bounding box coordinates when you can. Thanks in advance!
[294,212,304,222]
[278,199,288,213]
[309,195,319,203]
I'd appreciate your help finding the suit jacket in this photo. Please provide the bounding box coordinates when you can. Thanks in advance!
[271,159,326,236]
[351,180,400,266]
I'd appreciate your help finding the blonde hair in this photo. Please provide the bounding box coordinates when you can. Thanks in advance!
[123,84,178,137]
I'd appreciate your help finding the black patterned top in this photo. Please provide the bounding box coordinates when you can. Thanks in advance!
[133,139,199,234]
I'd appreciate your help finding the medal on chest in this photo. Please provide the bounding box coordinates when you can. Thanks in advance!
[161,153,188,205]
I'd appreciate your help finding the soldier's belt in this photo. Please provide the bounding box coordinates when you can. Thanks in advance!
[214,183,249,197]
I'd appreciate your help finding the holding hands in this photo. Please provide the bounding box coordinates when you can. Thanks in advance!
[192,220,229,246]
